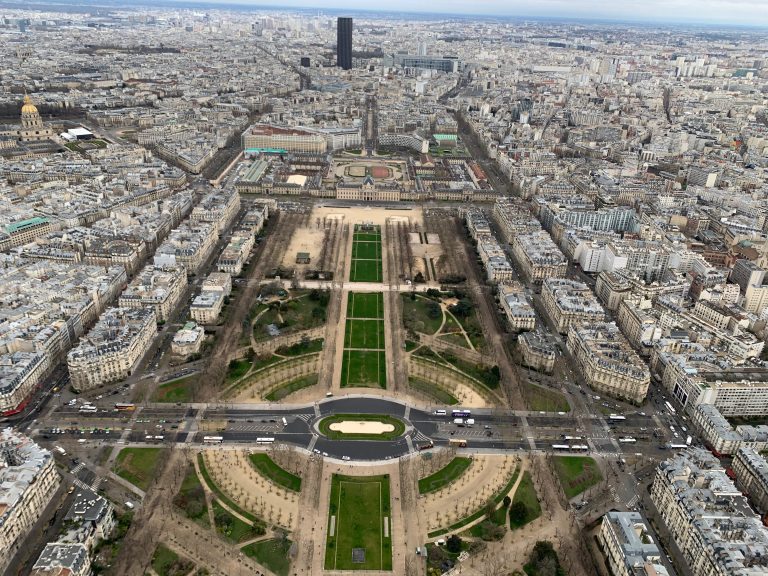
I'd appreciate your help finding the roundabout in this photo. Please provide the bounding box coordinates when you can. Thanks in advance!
[316,413,407,441]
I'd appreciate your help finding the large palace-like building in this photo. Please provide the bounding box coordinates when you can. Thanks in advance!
[0,94,55,145]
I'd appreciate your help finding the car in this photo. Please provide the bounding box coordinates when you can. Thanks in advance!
[322,452,329,457]
[313,449,320,454]
[342,456,351,461]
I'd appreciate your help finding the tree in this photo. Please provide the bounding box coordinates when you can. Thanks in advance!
[446,534,462,553]
[503,495,511,508]
[509,501,528,526]
[426,301,442,320]
[426,288,442,299]
[449,298,473,318]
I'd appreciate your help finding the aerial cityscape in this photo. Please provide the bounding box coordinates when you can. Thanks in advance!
[1,2,768,575]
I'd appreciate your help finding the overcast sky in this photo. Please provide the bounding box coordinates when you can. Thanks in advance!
[206,0,768,26]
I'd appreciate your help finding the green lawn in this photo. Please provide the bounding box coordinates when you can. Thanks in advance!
[402,294,444,335]
[418,457,471,494]
[325,474,392,571]
[226,359,251,383]
[341,350,386,388]
[152,375,196,403]
[553,456,603,499]
[151,543,194,576]
[521,381,571,413]
[252,295,328,341]
[249,454,302,492]
[114,447,163,491]
[211,500,264,543]
[353,241,382,260]
[344,319,385,349]
[509,472,542,529]
[439,352,500,390]
[318,414,405,440]
[347,292,384,319]
[408,377,459,405]
[173,464,209,526]
[242,538,292,576]
[264,374,319,401]
[349,258,382,283]
[275,338,324,356]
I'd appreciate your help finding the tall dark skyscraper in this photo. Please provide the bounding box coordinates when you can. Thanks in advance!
[337,17,353,70]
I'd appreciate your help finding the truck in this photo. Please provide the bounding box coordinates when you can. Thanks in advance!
[449,438,467,447]
[465,418,475,427]
[685,435,692,446]
[453,418,465,427]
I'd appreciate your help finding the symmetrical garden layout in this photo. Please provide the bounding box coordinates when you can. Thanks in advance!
[349,224,383,283]
[341,292,386,388]
[325,474,392,571]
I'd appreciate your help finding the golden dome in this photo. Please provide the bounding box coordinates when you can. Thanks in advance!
[21,94,38,115]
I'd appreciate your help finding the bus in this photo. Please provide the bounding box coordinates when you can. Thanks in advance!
[115,403,136,412]
[452,410,471,418]
[449,438,467,447]
[668,443,688,450]
[79,405,97,413]
[203,436,224,444]
[256,437,275,444]
[665,401,677,415]
[552,444,571,451]
[608,414,626,421]
[570,445,589,452]
[618,437,637,443]
[563,436,583,441]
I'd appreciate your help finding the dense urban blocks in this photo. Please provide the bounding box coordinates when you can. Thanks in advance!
[325,474,392,571]
[350,225,383,283]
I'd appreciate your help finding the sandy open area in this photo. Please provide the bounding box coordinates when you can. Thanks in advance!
[329,421,395,434]
[280,225,327,269]
[203,450,299,530]
[421,454,518,531]
[312,204,423,227]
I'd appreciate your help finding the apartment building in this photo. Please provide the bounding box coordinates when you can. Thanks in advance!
[242,124,327,154]
[510,231,567,284]
[518,332,556,373]
[541,278,604,334]
[615,298,662,354]
[67,307,157,391]
[733,447,768,516]
[691,404,747,455]
[30,543,91,576]
[190,189,241,233]
[153,221,218,275]
[492,197,541,243]
[477,240,515,282]
[190,290,226,325]
[217,232,254,276]
[498,284,536,332]
[118,264,187,322]
[0,352,51,416]
[651,448,768,576]
[597,512,670,576]
[0,429,61,575]
[171,321,205,356]
[202,272,232,296]
[567,322,650,404]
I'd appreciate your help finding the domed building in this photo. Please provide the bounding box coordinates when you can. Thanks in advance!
[0,93,55,143]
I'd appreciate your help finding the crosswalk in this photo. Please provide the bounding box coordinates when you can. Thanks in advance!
[70,462,104,493]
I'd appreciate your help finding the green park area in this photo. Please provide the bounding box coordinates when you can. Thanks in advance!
[172,464,209,527]
[341,292,386,388]
[509,471,542,529]
[248,454,302,492]
[349,225,383,282]
[521,381,570,413]
[151,543,194,576]
[242,538,293,576]
[325,474,392,571]
[152,375,197,403]
[113,447,164,491]
[553,456,603,499]
[418,457,472,494]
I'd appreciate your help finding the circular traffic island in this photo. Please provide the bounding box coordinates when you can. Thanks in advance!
[317,414,406,441]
